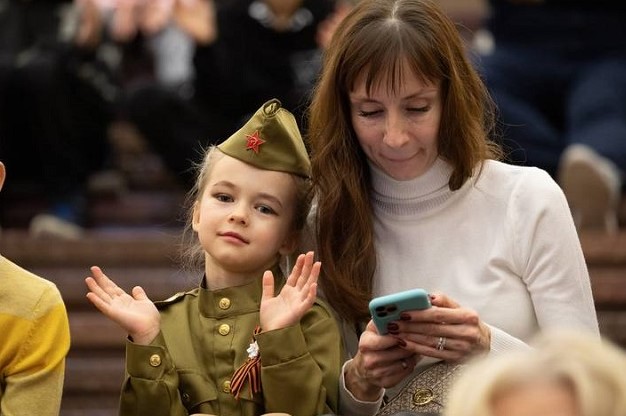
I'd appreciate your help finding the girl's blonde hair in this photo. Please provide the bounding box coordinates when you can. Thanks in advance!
[445,331,626,416]
[180,146,313,273]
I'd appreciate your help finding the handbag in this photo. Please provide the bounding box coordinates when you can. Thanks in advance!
[375,361,463,416]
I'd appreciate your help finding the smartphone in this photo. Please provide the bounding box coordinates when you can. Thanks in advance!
[369,288,431,335]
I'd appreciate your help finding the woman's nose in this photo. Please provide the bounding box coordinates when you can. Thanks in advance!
[384,113,410,149]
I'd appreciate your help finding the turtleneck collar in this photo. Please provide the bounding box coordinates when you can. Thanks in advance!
[369,158,455,216]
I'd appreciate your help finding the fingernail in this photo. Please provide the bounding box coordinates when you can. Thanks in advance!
[397,338,407,347]
[400,313,411,321]
[387,322,399,331]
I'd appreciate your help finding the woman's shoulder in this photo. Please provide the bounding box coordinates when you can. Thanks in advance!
[477,159,561,195]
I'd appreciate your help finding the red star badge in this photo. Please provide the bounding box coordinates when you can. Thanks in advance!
[245,131,265,154]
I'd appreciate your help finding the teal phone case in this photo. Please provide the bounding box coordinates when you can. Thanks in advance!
[369,288,431,334]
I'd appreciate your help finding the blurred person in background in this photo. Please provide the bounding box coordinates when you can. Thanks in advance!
[121,0,337,188]
[0,0,117,238]
[444,331,626,416]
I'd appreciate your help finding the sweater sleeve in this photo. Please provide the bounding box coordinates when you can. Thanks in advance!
[488,168,599,354]
[256,300,342,416]
[1,285,70,416]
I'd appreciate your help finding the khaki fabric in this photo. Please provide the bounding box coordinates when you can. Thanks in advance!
[218,98,311,178]
[120,271,341,416]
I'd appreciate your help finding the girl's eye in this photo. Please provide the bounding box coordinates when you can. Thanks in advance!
[215,194,232,202]
[408,106,430,113]
[256,205,276,215]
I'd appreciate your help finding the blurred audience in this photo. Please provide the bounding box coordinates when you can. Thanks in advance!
[0,0,117,238]
[122,0,337,188]
[444,330,626,416]
[476,0,626,233]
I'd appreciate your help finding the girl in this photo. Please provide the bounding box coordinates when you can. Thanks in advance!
[85,99,341,416]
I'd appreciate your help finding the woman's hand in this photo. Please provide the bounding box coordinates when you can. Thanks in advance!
[85,266,161,345]
[259,251,319,332]
[389,293,491,362]
[345,321,419,401]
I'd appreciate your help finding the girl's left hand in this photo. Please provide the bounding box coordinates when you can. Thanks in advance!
[390,293,491,362]
[259,251,319,332]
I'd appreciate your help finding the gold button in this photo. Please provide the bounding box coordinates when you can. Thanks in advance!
[218,297,231,310]
[218,324,231,336]
[222,380,231,393]
[412,388,434,405]
[149,354,162,367]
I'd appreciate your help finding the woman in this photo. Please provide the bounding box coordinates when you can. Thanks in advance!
[306,0,599,414]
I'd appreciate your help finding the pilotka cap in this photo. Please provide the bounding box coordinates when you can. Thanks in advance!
[217,98,311,178]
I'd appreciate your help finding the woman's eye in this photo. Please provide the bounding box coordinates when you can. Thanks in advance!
[358,109,381,117]
[408,106,430,113]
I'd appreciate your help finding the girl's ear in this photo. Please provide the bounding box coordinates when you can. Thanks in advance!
[191,201,201,232]
[278,230,299,256]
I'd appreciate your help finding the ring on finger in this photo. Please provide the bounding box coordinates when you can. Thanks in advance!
[436,336,447,351]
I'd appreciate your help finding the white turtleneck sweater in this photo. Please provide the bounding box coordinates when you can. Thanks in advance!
[338,158,599,415]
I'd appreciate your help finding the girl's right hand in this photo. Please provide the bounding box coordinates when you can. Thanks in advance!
[345,320,419,401]
[85,266,161,345]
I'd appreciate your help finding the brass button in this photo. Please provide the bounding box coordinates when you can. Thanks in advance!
[218,297,231,309]
[149,354,162,367]
[218,323,231,336]
[222,380,231,393]
[412,388,434,405]
[182,392,190,403]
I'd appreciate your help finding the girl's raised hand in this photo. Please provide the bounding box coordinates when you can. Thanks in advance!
[85,266,161,345]
[259,251,319,332]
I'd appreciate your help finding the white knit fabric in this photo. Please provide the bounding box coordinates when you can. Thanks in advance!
[339,158,599,415]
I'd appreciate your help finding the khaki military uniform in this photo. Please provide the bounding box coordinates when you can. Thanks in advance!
[119,270,341,416]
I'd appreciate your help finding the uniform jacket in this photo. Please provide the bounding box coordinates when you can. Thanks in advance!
[119,269,341,416]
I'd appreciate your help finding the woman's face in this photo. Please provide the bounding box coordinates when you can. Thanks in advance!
[349,65,441,180]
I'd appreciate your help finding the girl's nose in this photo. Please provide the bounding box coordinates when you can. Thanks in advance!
[228,208,248,225]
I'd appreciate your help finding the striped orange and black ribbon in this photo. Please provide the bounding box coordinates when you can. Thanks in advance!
[230,326,262,399]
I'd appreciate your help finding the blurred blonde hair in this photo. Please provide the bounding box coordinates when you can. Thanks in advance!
[444,331,626,416]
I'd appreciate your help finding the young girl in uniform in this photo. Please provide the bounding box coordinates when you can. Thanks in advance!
[85,99,341,416]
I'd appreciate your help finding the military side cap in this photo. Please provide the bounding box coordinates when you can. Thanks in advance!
[217,98,311,178]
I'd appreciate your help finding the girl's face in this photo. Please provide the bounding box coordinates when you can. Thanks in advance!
[192,155,298,279]
[349,64,441,181]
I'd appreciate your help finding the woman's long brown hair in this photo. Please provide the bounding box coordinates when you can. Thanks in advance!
[307,0,500,322]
